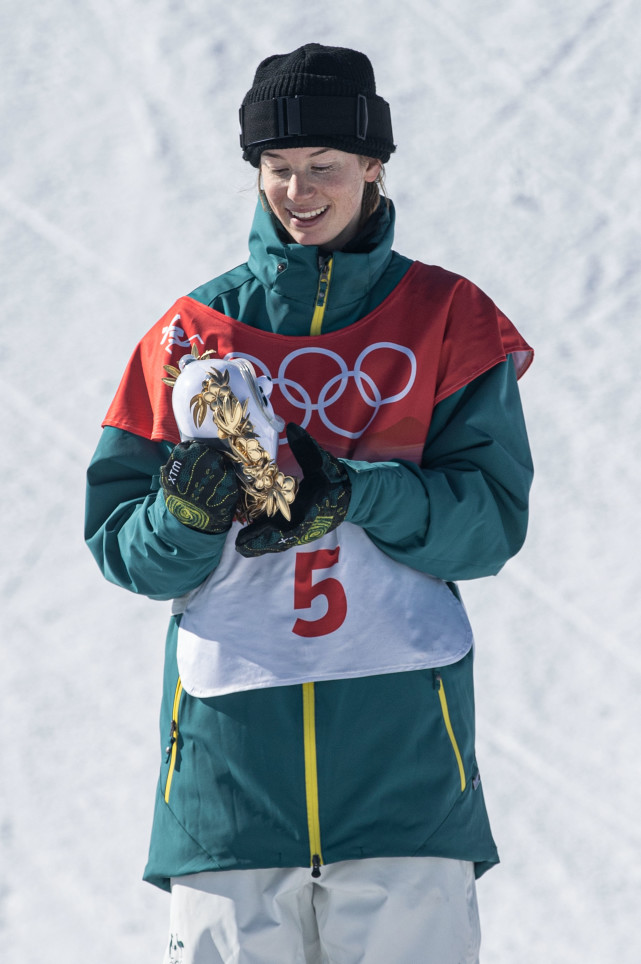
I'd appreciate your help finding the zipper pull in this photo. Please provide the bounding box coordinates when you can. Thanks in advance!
[316,257,331,305]
[165,720,177,763]
[311,854,322,878]
[310,255,333,335]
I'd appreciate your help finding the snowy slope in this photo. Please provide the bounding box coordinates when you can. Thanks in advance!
[2,1,640,961]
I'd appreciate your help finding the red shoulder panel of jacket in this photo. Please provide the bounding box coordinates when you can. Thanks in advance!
[102,262,533,464]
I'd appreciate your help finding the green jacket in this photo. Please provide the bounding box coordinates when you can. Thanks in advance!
[85,199,532,890]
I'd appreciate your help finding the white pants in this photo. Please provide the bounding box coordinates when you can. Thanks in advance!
[163,857,481,964]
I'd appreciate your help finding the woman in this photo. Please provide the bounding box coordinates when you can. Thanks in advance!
[86,43,533,964]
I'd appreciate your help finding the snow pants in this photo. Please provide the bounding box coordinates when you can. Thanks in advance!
[162,856,481,964]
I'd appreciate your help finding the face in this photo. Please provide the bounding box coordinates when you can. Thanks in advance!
[260,147,381,250]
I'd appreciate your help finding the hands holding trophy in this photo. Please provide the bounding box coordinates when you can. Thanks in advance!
[160,345,351,554]
[160,345,297,532]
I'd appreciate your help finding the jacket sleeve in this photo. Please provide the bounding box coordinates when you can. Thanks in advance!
[85,426,228,600]
[343,359,533,581]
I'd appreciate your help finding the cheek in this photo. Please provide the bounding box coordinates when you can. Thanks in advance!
[262,182,287,220]
[342,175,367,209]
[262,180,279,203]
[261,172,284,200]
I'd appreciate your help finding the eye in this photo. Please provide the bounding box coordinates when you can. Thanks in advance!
[263,166,288,179]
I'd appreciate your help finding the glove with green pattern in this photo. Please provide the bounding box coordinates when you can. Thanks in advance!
[235,423,351,557]
[160,440,241,534]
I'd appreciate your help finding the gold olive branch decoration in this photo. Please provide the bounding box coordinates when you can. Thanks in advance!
[162,341,217,387]
[162,348,297,522]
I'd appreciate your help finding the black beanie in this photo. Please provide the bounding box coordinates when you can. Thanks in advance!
[239,43,396,167]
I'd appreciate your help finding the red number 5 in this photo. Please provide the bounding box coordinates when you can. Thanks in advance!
[293,548,347,637]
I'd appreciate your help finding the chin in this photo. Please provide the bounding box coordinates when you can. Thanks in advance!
[291,231,330,248]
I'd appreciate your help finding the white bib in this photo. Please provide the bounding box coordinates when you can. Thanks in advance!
[175,522,473,697]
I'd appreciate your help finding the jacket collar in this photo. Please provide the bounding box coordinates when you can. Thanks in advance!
[246,197,397,309]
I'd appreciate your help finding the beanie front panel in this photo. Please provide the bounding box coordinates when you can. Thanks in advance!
[239,43,395,167]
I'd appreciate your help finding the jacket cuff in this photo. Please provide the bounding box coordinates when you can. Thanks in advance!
[343,458,429,542]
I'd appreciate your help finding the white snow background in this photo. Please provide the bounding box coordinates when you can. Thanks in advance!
[2,1,640,960]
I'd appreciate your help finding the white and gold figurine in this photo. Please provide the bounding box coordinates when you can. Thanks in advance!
[162,345,297,521]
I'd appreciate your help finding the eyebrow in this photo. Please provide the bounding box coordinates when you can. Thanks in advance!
[262,149,331,159]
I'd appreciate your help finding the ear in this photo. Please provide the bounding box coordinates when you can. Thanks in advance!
[363,157,382,183]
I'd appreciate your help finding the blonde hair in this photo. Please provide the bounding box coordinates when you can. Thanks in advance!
[360,163,388,223]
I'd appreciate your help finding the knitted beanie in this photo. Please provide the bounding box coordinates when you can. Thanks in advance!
[239,43,395,166]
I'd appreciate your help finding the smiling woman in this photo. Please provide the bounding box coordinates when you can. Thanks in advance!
[260,147,381,249]
[86,41,534,964]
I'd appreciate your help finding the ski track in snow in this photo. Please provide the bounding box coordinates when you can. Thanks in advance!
[2,2,641,962]
[505,560,641,678]
[0,184,140,299]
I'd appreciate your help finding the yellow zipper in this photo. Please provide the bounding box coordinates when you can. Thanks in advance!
[435,674,467,792]
[302,682,323,875]
[310,256,333,335]
[297,256,333,872]
[164,678,183,803]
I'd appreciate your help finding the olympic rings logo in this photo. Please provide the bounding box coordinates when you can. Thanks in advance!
[223,343,417,441]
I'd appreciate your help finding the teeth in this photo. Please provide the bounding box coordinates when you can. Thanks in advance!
[290,207,328,220]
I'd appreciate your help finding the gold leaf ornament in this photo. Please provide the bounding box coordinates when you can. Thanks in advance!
[163,342,216,387]
[163,353,297,522]
[161,364,181,386]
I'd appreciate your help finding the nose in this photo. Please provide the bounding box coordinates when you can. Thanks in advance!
[287,173,314,202]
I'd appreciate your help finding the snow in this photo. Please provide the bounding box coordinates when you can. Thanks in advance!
[2,1,640,960]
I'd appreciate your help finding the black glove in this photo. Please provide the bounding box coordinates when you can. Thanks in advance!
[160,440,241,534]
[235,423,351,557]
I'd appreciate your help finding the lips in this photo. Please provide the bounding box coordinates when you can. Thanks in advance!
[289,206,328,222]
